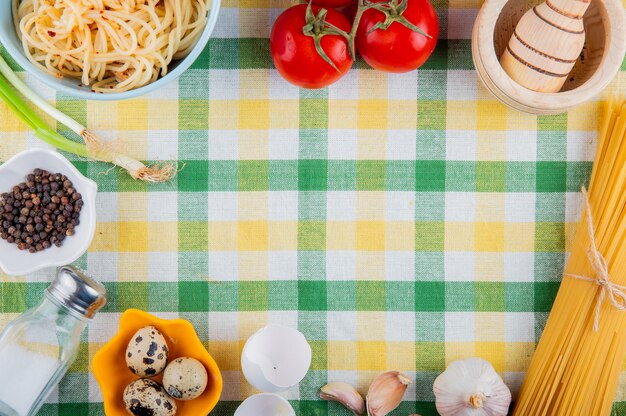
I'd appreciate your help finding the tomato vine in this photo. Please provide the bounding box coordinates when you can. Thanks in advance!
[303,0,434,70]
[302,4,352,71]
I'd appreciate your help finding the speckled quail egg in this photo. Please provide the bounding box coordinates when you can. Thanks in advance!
[123,378,177,416]
[126,326,169,377]
[162,357,208,400]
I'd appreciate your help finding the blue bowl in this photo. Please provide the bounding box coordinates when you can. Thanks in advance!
[0,1,220,100]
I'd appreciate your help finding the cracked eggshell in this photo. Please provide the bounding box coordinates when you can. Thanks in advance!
[126,326,169,377]
[241,324,311,393]
[234,393,296,416]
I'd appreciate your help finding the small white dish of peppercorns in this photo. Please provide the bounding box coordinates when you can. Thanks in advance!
[0,148,97,275]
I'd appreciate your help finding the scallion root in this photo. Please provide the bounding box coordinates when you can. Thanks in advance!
[80,129,177,181]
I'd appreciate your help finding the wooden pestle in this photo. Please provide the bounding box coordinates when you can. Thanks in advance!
[499,0,591,93]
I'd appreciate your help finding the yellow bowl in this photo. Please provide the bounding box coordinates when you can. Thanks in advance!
[92,309,223,415]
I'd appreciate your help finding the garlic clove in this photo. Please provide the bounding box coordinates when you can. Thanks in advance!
[433,357,511,416]
[366,371,412,416]
[319,382,366,415]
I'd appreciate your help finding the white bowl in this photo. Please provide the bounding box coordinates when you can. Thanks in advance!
[0,0,221,101]
[234,394,296,416]
[0,148,97,275]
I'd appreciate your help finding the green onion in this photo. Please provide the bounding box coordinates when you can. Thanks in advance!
[0,72,89,157]
[0,55,175,182]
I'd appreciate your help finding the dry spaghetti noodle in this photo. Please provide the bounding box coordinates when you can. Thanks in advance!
[14,0,209,92]
[512,97,626,416]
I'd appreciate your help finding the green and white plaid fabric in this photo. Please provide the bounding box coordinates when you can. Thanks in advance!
[1,0,626,415]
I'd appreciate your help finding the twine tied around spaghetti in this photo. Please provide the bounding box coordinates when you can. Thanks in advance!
[564,187,626,332]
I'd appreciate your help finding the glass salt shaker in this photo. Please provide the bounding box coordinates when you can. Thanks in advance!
[0,266,106,416]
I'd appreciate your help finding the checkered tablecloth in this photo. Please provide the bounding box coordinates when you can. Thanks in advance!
[1,0,626,415]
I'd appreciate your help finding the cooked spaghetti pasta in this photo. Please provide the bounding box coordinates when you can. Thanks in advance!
[512,97,626,416]
[14,0,209,92]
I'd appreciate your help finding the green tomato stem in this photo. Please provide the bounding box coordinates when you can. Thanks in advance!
[348,0,370,60]
[302,2,351,72]
[347,0,432,59]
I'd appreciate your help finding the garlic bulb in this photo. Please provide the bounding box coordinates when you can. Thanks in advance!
[433,358,511,416]
[319,382,365,415]
[366,371,412,416]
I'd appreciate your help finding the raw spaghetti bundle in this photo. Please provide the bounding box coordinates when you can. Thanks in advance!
[513,97,626,416]
[14,0,208,92]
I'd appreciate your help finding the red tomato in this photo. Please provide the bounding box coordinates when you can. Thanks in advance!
[270,4,354,89]
[310,0,356,7]
[356,0,438,73]
[339,1,358,22]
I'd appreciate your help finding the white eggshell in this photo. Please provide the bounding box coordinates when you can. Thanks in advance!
[125,326,169,377]
[123,379,176,416]
[163,357,208,400]
[241,324,311,392]
[234,393,296,416]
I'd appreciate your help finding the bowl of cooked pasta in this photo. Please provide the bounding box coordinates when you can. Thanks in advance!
[0,0,220,100]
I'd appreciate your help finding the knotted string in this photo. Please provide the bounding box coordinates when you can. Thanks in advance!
[563,187,626,332]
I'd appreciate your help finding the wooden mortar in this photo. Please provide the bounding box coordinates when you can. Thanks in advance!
[472,0,626,114]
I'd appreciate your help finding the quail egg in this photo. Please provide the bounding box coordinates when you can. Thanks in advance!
[123,378,177,416]
[126,326,169,377]
[162,357,208,400]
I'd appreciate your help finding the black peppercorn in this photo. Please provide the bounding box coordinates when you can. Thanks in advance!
[0,169,83,253]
